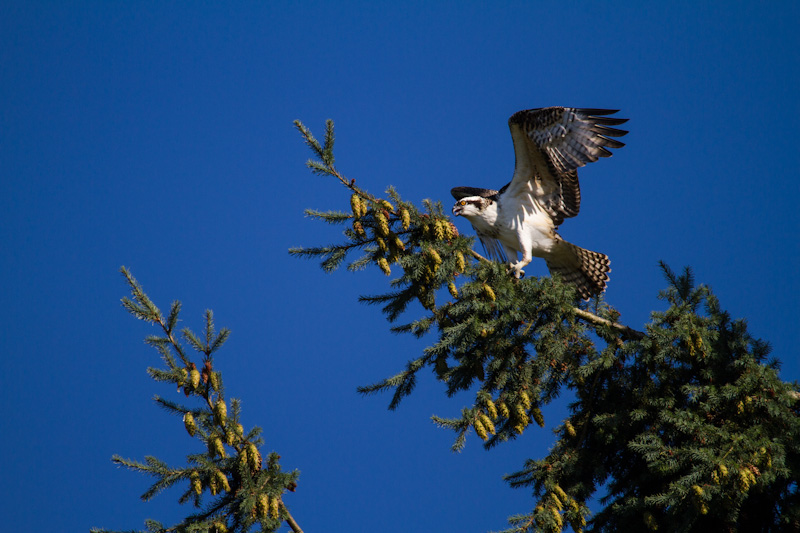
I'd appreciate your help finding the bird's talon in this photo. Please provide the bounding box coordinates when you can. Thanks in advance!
[506,266,525,279]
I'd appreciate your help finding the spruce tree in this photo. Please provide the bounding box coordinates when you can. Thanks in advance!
[290,120,800,532]
[93,268,302,533]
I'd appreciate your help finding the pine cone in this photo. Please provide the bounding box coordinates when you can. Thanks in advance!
[374,211,390,237]
[238,447,249,470]
[553,485,569,505]
[377,257,391,276]
[447,221,458,238]
[400,208,411,230]
[189,368,201,390]
[183,412,197,437]
[210,436,226,458]
[484,398,498,420]
[270,496,281,519]
[473,418,488,440]
[531,407,545,427]
[478,413,495,435]
[497,401,510,419]
[247,443,262,472]
[434,220,446,240]
[447,282,458,298]
[350,194,363,219]
[455,252,466,273]
[214,399,227,425]
[482,283,496,301]
[257,494,269,518]
[550,493,563,510]
[519,390,532,410]
[209,371,221,392]
[177,367,188,387]
[215,470,231,492]
[190,471,202,495]
[550,507,563,528]
[378,199,394,214]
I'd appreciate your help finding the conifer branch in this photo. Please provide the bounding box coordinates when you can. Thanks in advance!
[294,119,377,203]
[100,268,302,533]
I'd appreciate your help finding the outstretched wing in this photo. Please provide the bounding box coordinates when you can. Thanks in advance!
[506,107,628,226]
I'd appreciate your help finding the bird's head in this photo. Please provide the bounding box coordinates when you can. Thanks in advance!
[452,196,493,218]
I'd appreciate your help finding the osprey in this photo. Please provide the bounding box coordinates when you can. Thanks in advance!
[451,107,628,300]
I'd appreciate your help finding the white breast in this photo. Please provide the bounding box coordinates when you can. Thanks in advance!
[495,192,558,258]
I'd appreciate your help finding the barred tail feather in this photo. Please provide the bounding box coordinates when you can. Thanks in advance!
[545,241,611,300]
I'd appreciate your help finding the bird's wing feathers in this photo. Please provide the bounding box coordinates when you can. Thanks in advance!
[507,107,627,225]
[513,107,628,174]
[477,233,507,263]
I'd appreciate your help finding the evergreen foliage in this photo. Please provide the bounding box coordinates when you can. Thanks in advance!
[291,120,800,532]
[93,268,302,533]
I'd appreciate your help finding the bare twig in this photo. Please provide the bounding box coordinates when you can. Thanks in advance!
[282,504,304,533]
[572,307,645,340]
[469,249,489,262]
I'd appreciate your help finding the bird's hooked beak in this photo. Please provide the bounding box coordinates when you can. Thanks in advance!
[452,201,464,217]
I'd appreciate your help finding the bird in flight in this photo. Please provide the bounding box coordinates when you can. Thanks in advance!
[451,107,628,300]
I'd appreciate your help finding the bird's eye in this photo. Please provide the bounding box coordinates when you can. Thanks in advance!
[459,200,465,206]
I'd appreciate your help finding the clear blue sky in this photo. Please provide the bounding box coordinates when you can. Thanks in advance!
[1,2,798,531]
